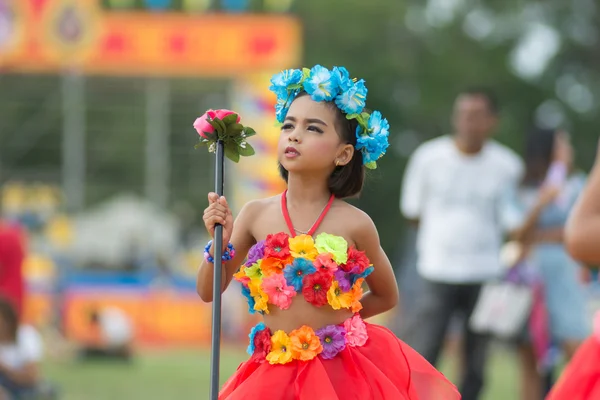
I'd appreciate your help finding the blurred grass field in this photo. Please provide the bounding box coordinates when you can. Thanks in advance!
[43,344,520,400]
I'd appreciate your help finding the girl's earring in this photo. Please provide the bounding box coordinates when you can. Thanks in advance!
[335,160,340,167]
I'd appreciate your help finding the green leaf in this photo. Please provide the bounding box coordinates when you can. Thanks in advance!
[361,112,370,120]
[213,117,227,133]
[224,144,240,163]
[243,127,256,137]
[203,131,217,141]
[226,123,244,138]
[222,113,239,125]
[365,161,377,169]
[346,113,359,120]
[287,83,303,90]
[302,68,311,79]
[207,119,222,134]
[194,142,207,149]
[238,142,255,157]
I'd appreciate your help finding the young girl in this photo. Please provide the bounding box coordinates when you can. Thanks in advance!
[545,139,600,400]
[507,128,588,400]
[197,65,460,399]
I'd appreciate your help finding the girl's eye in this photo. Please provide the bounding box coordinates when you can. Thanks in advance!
[308,126,323,134]
[281,124,294,131]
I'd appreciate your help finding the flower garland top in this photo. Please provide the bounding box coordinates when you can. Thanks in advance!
[269,65,390,169]
[233,231,374,315]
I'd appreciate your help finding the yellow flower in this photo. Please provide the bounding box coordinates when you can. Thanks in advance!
[266,330,293,365]
[254,294,270,314]
[315,233,348,264]
[249,278,270,314]
[327,281,354,310]
[245,261,263,280]
[288,234,319,261]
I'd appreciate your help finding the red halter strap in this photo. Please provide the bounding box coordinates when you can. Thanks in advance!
[281,190,335,237]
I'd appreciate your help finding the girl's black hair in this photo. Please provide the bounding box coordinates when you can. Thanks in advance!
[0,297,18,341]
[522,127,557,186]
[278,92,365,198]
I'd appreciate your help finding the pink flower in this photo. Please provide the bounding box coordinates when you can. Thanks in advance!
[214,109,241,122]
[193,109,241,139]
[193,110,217,139]
[314,253,338,274]
[261,274,296,310]
[343,315,368,347]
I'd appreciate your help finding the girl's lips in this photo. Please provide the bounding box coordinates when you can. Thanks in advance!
[285,147,300,158]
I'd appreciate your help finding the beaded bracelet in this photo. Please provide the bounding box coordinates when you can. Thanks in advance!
[204,240,235,263]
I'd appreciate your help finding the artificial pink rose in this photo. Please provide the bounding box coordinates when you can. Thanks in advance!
[193,109,218,139]
[214,109,241,123]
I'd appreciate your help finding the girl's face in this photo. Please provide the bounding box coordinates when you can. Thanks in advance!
[278,95,353,174]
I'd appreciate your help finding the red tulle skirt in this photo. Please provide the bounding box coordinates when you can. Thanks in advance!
[220,322,460,400]
[546,335,600,400]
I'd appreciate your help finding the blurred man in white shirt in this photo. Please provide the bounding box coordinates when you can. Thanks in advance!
[400,88,524,400]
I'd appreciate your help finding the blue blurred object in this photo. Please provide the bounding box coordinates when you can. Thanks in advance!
[144,0,172,11]
[221,0,249,13]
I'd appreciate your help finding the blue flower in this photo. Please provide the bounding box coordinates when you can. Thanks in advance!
[283,258,316,291]
[335,79,368,115]
[368,110,390,137]
[241,284,256,314]
[247,322,267,355]
[356,111,390,164]
[303,65,340,102]
[350,266,374,286]
[274,89,299,123]
[269,68,303,97]
[333,66,352,91]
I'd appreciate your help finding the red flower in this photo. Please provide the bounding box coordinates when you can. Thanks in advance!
[265,232,291,259]
[302,271,332,307]
[251,329,272,362]
[341,247,370,273]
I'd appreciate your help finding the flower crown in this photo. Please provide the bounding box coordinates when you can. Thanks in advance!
[269,65,390,170]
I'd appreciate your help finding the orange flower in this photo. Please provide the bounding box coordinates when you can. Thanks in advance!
[289,326,322,361]
[261,256,293,277]
[233,267,250,286]
[350,278,365,313]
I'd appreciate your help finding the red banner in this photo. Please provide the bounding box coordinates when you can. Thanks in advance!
[0,0,302,77]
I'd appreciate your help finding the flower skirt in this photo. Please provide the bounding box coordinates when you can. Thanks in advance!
[546,335,600,400]
[219,322,460,400]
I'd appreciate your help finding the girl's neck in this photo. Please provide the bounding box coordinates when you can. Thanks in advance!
[285,172,332,206]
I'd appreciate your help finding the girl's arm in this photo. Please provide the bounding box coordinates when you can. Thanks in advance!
[565,144,600,263]
[510,186,559,243]
[532,227,564,243]
[352,211,399,320]
[196,200,257,302]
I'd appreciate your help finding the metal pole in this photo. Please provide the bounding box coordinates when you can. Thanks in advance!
[145,78,171,209]
[61,71,86,211]
[209,139,225,400]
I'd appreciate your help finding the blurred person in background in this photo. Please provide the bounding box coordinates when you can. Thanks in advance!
[544,138,600,400]
[0,219,25,320]
[506,128,588,400]
[0,296,46,400]
[400,88,524,400]
[80,305,134,362]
